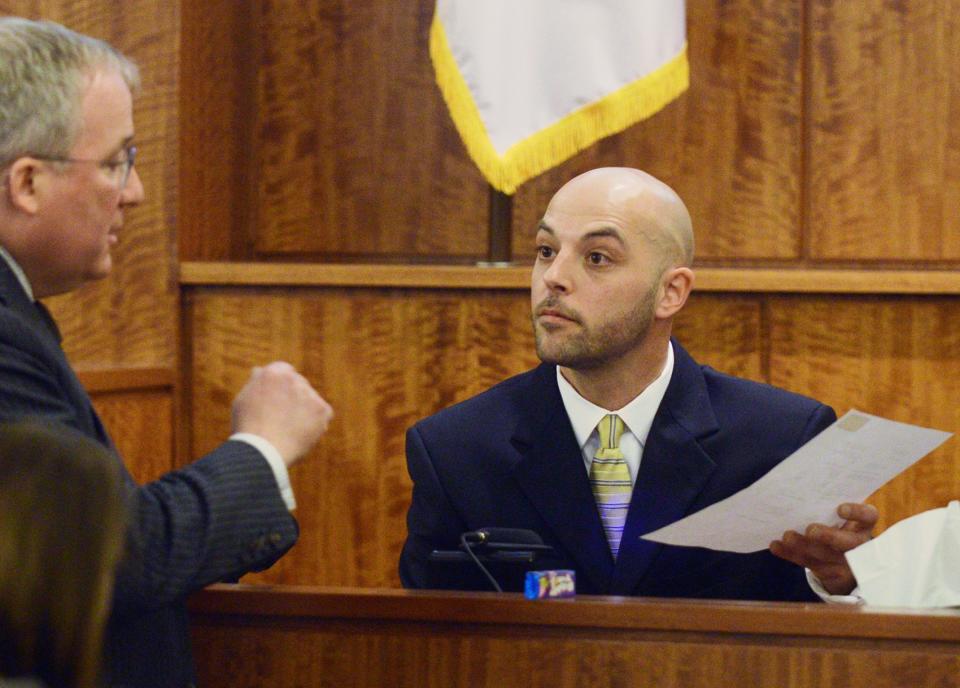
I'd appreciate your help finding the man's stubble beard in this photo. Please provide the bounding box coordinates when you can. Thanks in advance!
[532,284,658,371]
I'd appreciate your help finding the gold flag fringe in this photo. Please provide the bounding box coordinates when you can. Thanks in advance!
[430,13,689,195]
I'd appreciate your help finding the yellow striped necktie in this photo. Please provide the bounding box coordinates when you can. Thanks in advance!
[589,414,632,559]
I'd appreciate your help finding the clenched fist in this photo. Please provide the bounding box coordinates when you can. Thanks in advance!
[231,361,334,467]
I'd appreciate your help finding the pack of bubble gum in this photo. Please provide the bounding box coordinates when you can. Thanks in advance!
[524,569,576,600]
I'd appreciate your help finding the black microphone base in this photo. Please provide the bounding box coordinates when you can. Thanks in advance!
[429,550,541,565]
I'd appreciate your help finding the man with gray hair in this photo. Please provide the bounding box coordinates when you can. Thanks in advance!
[401,167,877,601]
[0,18,334,687]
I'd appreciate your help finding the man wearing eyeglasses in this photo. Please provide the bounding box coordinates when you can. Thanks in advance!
[0,18,334,688]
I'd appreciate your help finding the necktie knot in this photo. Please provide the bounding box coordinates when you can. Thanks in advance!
[595,413,625,458]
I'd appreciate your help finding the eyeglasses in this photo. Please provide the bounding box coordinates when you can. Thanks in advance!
[32,145,137,189]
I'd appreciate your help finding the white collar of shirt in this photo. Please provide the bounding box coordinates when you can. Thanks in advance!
[0,246,34,300]
[556,341,675,485]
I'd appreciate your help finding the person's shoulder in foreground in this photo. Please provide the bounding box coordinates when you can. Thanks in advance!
[400,167,875,599]
[0,420,126,688]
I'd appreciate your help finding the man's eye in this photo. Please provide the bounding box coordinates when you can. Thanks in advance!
[537,245,555,259]
[588,252,609,265]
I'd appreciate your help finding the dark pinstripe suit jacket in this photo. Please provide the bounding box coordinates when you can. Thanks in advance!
[0,260,298,687]
[400,341,835,602]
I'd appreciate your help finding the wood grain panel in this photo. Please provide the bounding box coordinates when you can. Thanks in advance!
[809,0,960,260]
[3,1,179,368]
[189,587,960,688]
[180,0,259,261]
[768,296,960,531]
[511,0,803,263]
[251,0,488,260]
[194,624,960,688]
[186,287,537,587]
[181,261,960,295]
[186,288,763,587]
[674,293,764,381]
[77,367,175,485]
[90,387,174,484]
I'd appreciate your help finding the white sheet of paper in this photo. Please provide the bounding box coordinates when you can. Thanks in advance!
[640,410,952,553]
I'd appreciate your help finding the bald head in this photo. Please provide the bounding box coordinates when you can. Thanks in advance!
[545,167,694,268]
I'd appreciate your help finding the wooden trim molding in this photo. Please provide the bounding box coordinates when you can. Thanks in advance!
[180,262,960,295]
[76,367,175,393]
[190,584,960,641]
[180,262,533,289]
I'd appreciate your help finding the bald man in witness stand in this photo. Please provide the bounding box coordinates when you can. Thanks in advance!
[0,18,333,687]
[400,167,876,601]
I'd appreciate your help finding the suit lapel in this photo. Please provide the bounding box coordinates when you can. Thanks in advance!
[0,258,118,454]
[0,259,57,345]
[509,365,614,593]
[33,300,63,343]
[610,341,719,594]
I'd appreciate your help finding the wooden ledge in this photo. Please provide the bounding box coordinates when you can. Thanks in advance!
[190,584,960,642]
[181,262,532,289]
[180,262,960,295]
[76,366,175,393]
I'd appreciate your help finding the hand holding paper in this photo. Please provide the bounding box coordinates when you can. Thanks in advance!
[770,501,878,595]
[640,410,951,555]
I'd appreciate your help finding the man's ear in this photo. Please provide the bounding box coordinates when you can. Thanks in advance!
[655,266,694,319]
[5,158,42,215]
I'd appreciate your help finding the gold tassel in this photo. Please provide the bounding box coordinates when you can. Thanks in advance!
[430,14,690,195]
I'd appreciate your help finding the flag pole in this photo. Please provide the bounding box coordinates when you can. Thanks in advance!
[486,186,513,265]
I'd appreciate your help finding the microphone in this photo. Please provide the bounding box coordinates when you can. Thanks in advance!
[429,527,554,593]
[461,527,553,550]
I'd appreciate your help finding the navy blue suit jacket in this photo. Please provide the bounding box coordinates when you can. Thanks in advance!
[400,342,835,601]
[0,260,298,687]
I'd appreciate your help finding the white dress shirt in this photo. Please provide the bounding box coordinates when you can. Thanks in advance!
[556,341,674,485]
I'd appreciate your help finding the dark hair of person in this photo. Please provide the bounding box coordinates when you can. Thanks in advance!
[0,420,126,688]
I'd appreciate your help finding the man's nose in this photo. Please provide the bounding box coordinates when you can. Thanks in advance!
[121,166,145,205]
[541,252,573,293]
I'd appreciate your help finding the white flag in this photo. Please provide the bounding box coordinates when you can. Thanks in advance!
[431,0,689,194]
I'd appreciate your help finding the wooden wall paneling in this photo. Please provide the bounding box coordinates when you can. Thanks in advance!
[252,0,489,260]
[90,388,174,484]
[186,287,538,587]
[673,293,765,382]
[180,0,259,261]
[510,0,804,263]
[81,368,175,484]
[195,621,960,688]
[767,295,960,531]
[808,0,960,261]
[185,287,766,587]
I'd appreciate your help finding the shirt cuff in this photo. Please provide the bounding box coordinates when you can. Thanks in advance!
[806,568,863,605]
[229,432,296,511]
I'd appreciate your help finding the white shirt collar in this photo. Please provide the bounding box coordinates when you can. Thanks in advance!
[556,341,674,449]
[0,246,34,300]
